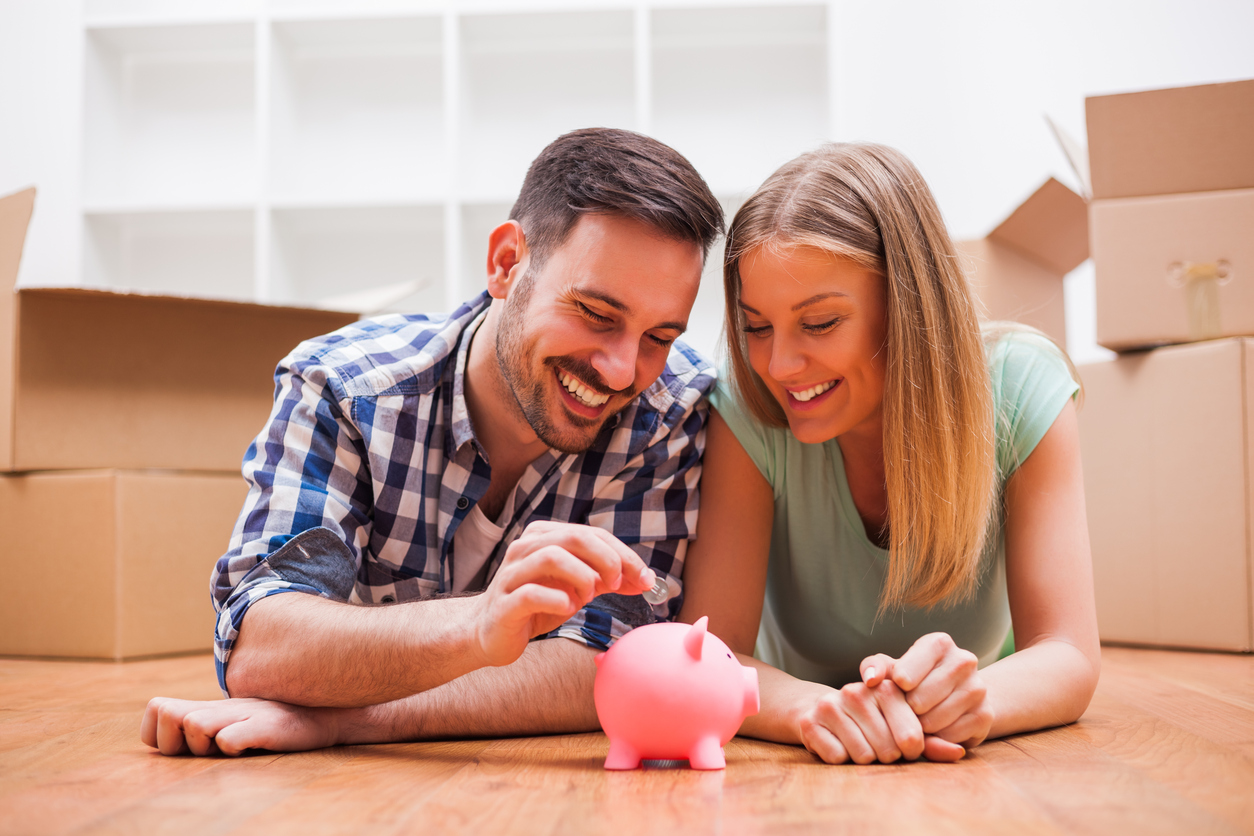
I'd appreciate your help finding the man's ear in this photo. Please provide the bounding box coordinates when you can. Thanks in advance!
[485,220,529,300]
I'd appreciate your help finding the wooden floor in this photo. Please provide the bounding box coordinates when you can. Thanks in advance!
[1,646,1251,835]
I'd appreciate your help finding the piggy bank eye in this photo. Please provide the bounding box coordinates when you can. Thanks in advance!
[726,653,733,659]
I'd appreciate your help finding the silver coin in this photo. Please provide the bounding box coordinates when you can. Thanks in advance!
[641,574,669,605]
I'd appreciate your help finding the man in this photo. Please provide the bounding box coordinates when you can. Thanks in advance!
[142,128,724,756]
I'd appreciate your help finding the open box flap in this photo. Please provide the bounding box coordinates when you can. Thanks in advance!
[0,187,36,469]
[1085,78,1254,200]
[987,177,1090,276]
[1045,115,1091,199]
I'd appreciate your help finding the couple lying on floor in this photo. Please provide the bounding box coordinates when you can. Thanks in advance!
[143,128,1098,765]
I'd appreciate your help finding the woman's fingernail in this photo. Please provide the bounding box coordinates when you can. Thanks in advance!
[865,667,876,681]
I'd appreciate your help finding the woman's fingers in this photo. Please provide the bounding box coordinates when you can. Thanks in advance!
[871,680,925,761]
[917,677,988,736]
[799,721,850,764]
[903,646,980,717]
[837,683,904,763]
[922,735,967,762]
[890,633,954,693]
[860,654,897,689]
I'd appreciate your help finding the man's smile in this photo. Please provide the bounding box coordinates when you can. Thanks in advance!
[556,367,612,417]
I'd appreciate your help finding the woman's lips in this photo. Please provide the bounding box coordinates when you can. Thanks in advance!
[784,379,840,411]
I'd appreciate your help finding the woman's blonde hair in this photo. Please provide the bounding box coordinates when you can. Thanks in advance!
[723,142,997,612]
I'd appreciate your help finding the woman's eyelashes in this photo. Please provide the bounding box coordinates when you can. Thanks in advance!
[802,317,842,334]
[742,317,843,338]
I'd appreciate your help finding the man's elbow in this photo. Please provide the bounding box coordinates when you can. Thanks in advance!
[222,646,269,699]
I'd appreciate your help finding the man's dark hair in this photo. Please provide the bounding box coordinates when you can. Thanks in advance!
[509,128,724,266]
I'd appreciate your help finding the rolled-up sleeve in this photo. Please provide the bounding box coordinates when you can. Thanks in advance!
[211,355,373,693]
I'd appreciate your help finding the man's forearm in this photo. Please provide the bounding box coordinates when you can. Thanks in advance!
[336,638,600,743]
[226,592,489,707]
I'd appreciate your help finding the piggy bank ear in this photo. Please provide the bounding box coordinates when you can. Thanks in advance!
[685,616,708,660]
[594,651,606,667]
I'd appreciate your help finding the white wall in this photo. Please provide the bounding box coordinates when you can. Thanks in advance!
[829,0,1254,362]
[0,0,83,288]
[3,0,1253,362]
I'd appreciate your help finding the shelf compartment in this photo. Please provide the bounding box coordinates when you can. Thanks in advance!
[83,208,255,298]
[270,16,446,205]
[270,205,445,313]
[84,23,256,208]
[651,5,828,195]
[459,10,635,200]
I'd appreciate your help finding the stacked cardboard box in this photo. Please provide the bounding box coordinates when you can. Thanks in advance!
[958,177,1090,347]
[0,188,358,659]
[1071,80,1254,652]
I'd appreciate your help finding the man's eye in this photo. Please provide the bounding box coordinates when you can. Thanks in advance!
[578,302,612,324]
[647,333,675,348]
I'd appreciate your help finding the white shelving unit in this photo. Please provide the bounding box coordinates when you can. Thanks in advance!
[77,0,834,353]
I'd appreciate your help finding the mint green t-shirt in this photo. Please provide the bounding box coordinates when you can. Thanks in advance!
[708,331,1080,687]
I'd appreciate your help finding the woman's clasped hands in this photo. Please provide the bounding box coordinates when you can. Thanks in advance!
[796,632,993,764]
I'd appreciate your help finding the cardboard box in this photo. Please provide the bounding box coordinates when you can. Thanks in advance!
[1,187,358,472]
[1090,188,1254,350]
[958,177,1089,346]
[1078,337,1253,652]
[1060,80,1254,351]
[0,469,247,659]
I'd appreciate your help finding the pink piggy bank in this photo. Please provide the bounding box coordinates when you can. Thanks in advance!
[593,616,760,770]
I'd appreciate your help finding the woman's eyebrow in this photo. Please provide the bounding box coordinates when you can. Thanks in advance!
[791,291,849,311]
[739,292,849,316]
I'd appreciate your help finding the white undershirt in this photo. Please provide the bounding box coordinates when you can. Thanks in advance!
[451,501,508,593]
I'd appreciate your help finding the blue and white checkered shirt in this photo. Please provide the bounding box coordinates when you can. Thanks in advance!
[211,292,715,694]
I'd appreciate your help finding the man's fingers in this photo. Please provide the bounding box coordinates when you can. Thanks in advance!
[499,545,603,602]
[183,706,257,756]
[502,583,583,629]
[890,633,953,693]
[860,654,896,688]
[922,735,966,762]
[152,698,199,756]
[581,526,654,591]
[514,522,653,594]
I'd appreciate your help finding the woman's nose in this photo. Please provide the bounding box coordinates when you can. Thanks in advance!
[768,335,805,381]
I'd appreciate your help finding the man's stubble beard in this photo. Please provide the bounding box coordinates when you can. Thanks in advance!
[494,269,633,455]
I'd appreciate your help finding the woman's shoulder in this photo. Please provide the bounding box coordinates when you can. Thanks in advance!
[982,324,1080,478]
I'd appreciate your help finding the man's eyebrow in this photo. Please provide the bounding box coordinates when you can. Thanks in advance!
[580,288,686,333]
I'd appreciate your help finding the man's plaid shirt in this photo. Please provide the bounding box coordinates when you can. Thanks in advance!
[211,292,715,693]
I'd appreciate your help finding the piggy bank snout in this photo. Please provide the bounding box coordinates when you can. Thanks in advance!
[742,665,760,718]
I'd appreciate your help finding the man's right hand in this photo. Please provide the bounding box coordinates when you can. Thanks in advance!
[141,697,339,757]
[473,521,656,668]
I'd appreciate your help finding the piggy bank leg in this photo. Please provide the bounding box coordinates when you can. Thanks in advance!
[604,738,643,770]
[687,736,726,770]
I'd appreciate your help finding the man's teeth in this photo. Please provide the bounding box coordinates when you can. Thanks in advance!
[791,380,837,402]
[559,371,610,407]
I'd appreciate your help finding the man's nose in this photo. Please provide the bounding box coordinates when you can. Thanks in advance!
[592,334,639,393]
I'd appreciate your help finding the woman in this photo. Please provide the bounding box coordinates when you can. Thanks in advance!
[679,143,1100,764]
